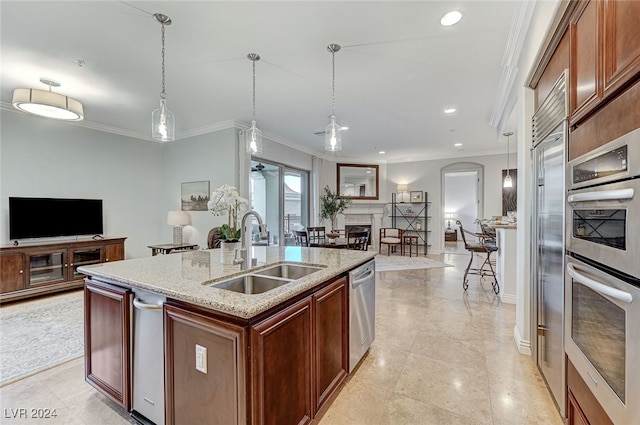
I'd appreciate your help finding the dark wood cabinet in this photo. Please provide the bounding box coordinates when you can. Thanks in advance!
[313,277,348,414]
[251,298,313,425]
[0,252,25,294]
[84,279,132,411]
[164,304,247,425]
[570,0,602,123]
[0,237,125,303]
[602,0,640,97]
[569,0,640,126]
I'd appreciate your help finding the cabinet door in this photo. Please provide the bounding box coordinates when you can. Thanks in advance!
[84,280,132,411]
[104,243,124,262]
[164,305,247,425]
[25,249,67,288]
[568,391,589,425]
[251,298,313,425]
[69,246,102,280]
[570,0,603,123]
[313,277,348,413]
[603,0,640,96]
[0,253,25,294]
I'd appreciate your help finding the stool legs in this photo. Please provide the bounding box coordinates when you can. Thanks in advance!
[462,251,500,294]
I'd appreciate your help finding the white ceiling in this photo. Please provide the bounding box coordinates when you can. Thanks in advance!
[1,1,524,163]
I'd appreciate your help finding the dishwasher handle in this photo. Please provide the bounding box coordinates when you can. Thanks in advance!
[133,297,164,311]
[351,268,374,288]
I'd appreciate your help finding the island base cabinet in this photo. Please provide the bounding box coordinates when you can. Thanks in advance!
[251,298,313,425]
[313,278,348,414]
[84,280,132,412]
[164,305,247,425]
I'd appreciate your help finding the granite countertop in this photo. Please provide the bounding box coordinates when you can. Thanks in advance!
[491,223,517,229]
[79,246,375,319]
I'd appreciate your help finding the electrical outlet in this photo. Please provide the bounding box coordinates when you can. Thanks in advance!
[195,344,207,374]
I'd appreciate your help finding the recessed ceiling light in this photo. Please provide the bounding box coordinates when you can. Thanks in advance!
[378,151,386,154]
[454,143,463,147]
[340,126,349,130]
[444,108,457,114]
[441,11,462,27]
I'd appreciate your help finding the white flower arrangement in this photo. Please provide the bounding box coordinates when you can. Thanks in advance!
[207,184,249,241]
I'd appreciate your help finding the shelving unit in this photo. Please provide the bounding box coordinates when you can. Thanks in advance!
[391,192,431,254]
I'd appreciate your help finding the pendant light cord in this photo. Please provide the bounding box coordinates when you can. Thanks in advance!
[252,59,256,121]
[331,49,336,117]
[160,22,166,100]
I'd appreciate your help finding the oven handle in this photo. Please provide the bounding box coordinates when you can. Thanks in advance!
[567,263,633,304]
[567,188,634,203]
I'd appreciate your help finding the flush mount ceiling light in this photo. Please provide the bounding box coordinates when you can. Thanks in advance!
[151,13,175,142]
[325,43,343,152]
[441,10,463,26]
[12,78,83,121]
[503,132,514,188]
[246,53,263,155]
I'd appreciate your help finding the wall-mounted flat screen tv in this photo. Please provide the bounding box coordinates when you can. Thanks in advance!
[9,197,103,240]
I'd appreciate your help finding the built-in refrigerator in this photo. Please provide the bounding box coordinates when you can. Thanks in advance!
[530,70,567,417]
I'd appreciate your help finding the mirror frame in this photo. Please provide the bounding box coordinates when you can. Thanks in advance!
[336,163,379,200]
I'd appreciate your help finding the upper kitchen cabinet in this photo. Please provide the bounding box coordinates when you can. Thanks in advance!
[569,0,602,124]
[602,0,640,96]
[570,0,640,125]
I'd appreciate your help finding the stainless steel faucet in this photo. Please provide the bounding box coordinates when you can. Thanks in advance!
[232,210,268,270]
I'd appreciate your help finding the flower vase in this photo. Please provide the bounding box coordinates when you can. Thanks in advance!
[220,241,241,264]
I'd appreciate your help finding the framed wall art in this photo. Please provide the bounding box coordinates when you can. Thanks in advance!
[181,180,210,211]
[410,191,423,203]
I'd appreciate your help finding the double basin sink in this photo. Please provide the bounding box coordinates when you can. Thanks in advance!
[210,263,325,295]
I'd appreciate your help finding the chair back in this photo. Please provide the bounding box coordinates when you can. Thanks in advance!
[294,230,309,247]
[348,229,370,251]
[207,227,222,249]
[307,226,326,245]
[455,220,471,248]
[380,228,402,239]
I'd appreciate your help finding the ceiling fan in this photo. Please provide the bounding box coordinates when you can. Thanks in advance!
[251,163,265,172]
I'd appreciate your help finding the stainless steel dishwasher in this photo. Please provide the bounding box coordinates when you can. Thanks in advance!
[349,259,375,372]
[131,288,166,425]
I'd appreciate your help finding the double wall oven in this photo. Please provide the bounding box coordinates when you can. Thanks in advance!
[565,127,640,425]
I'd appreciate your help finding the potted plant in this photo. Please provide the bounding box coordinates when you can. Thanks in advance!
[208,184,249,262]
[320,185,351,232]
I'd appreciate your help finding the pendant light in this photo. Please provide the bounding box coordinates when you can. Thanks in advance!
[246,53,263,154]
[151,13,175,142]
[503,132,513,188]
[12,78,83,121]
[325,44,343,151]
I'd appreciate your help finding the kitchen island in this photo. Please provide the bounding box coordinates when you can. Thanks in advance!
[79,246,375,425]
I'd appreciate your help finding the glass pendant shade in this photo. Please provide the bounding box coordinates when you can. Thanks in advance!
[246,120,263,154]
[503,174,513,188]
[152,99,175,142]
[325,115,343,151]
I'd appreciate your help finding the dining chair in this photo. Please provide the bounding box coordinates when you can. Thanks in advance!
[348,229,370,251]
[307,226,326,246]
[379,228,403,255]
[294,230,309,247]
[457,220,499,294]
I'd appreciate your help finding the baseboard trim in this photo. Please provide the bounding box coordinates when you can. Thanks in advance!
[513,325,532,356]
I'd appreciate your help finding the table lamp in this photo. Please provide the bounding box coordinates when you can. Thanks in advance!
[397,184,409,203]
[445,212,454,229]
[167,211,190,244]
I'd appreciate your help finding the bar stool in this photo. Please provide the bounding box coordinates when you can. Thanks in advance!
[456,220,499,294]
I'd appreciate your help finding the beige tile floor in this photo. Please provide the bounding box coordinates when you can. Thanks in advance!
[0,253,564,425]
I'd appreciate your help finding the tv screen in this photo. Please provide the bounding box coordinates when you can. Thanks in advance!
[9,197,103,240]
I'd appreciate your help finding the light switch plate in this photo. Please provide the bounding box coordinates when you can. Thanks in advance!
[195,344,207,374]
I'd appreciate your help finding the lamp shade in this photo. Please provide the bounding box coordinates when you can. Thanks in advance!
[12,88,84,121]
[167,211,190,226]
[397,184,409,192]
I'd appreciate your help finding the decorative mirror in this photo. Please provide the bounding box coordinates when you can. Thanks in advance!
[337,163,379,200]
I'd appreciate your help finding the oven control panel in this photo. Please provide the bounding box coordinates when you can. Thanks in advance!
[573,145,627,184]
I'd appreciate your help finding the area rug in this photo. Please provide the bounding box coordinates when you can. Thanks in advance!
[0,290,84,386]
[374,254,452,272]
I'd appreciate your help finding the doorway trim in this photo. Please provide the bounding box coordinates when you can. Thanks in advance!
[441,162,484,248]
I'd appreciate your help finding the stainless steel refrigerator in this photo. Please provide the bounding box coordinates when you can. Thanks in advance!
[530,71,567,416]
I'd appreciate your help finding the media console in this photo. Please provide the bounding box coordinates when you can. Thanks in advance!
[0,237,126,303]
